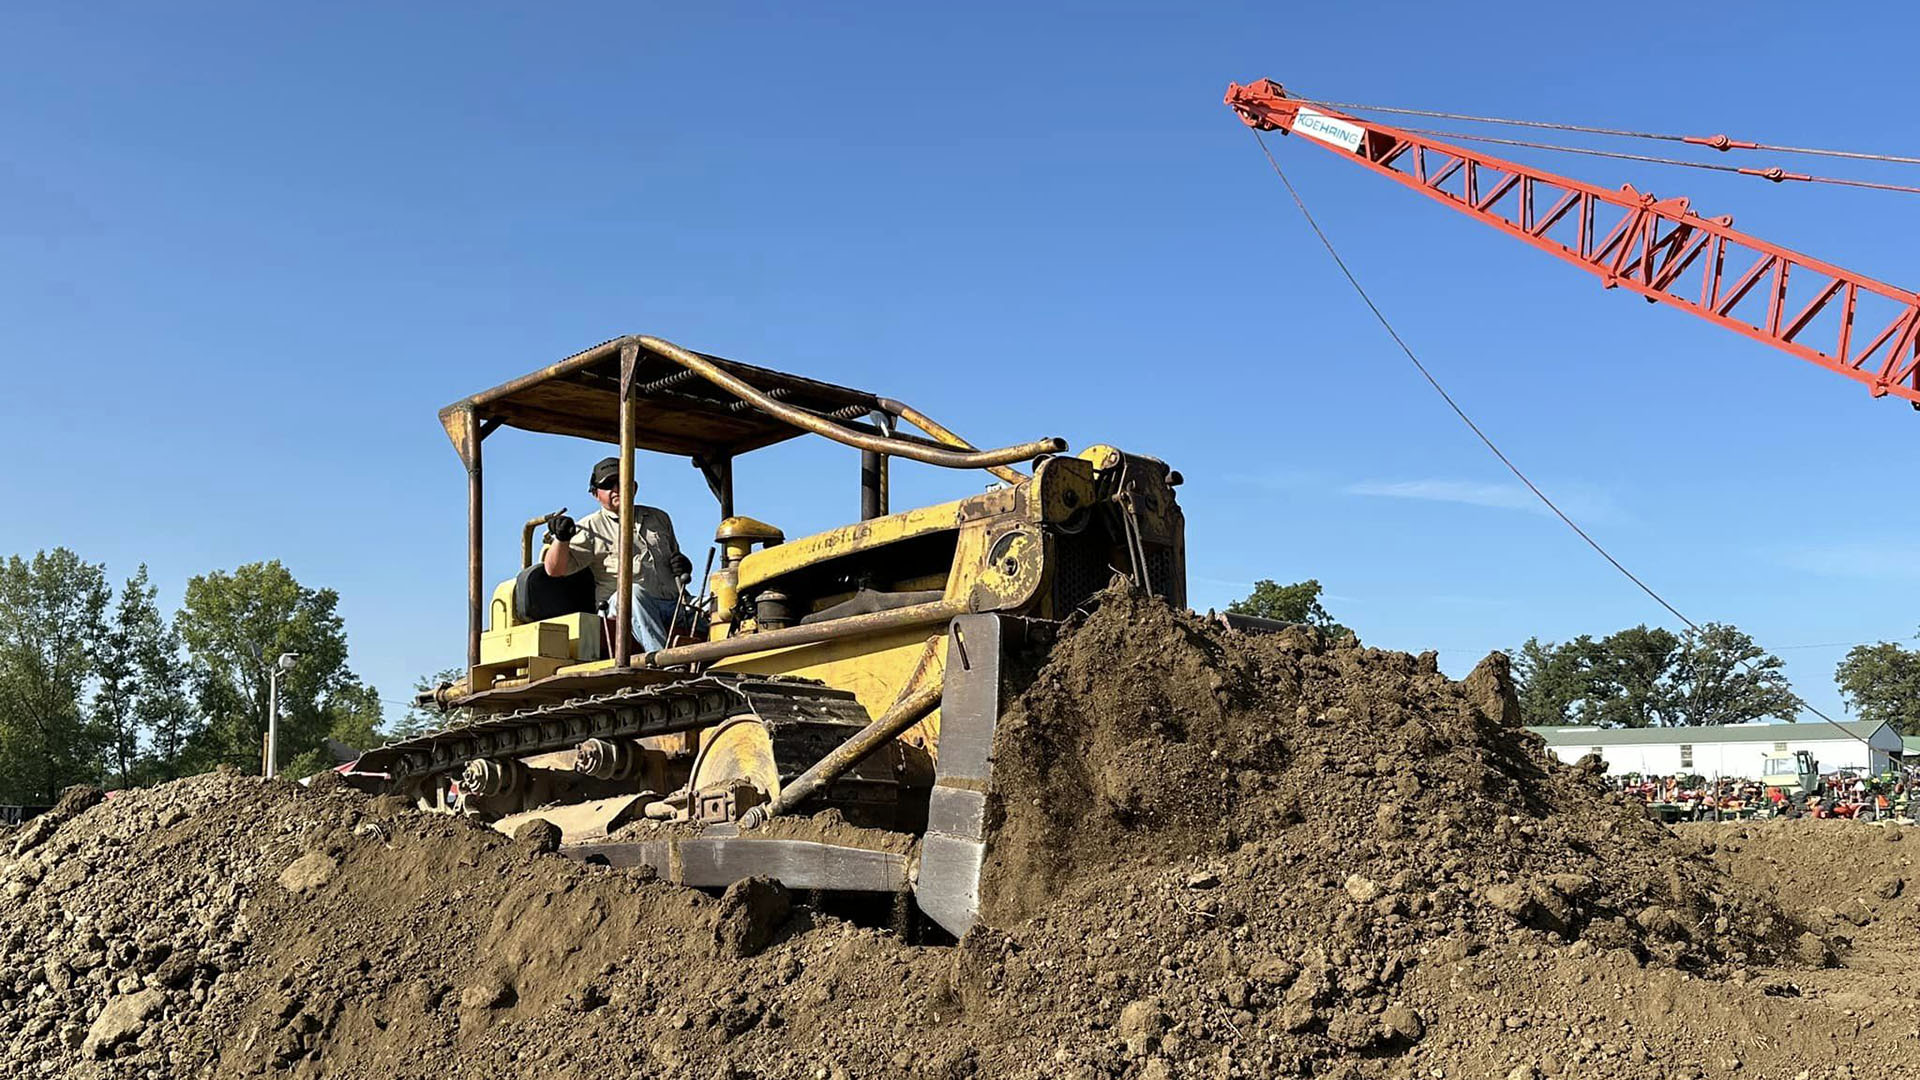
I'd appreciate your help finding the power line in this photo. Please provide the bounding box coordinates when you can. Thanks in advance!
[1296,95,1920,167]
[1248,130,1869,746]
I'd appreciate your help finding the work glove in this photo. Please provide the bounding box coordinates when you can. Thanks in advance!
[544,511,577,544]
[668,552,694,579]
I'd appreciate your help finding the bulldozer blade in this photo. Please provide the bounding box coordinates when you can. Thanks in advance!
[913,613,1007,939]
[493,793,650,845]
[563,832,911,892]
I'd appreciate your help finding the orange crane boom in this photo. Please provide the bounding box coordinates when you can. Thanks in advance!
[1225,79,1920,406]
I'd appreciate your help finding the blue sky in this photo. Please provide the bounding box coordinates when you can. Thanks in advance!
[4,1,1916,724]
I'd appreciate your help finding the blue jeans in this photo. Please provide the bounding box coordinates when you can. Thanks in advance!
[628,592,682,653]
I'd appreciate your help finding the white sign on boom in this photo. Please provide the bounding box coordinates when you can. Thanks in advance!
[1293,108,1366,153]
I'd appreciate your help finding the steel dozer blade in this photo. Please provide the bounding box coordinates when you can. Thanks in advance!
[911,613,1006,938]
[493,793,651,846]
[566,830,913,894]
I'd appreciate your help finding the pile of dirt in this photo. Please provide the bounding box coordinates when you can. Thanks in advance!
[984,591,1802,980]
[1693,818,1920,981]
[0,589,1909,1080]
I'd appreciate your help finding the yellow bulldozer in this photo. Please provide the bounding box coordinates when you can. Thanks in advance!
[351,334,1186,936]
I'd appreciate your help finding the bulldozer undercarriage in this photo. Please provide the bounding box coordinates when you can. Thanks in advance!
[352,614,1018,938]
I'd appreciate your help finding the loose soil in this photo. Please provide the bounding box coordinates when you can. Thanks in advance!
[0,590,1912,1078]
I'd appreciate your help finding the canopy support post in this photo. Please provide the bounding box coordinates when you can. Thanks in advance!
[456,406,484,672]
[616,343,638,667]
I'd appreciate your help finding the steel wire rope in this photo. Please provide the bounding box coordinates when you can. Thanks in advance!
[1249,129,1869,746]
[1388,124,1920,196]
[1294,95,1920,167]
[1430,639,1891,655]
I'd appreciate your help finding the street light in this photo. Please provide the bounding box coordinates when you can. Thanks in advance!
[265,652,300,779]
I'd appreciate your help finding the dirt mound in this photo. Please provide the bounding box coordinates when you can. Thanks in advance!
[0,589,1903,1080]
[986,591,1798,973]
[1693,818,1920,969]
[0,771,740,1078]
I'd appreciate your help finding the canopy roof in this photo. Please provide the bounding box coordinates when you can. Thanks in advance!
[439,336,883,459]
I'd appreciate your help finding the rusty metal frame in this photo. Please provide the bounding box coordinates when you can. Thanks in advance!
[1225,80,1920,404]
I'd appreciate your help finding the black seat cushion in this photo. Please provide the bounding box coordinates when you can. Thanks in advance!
[514,564,598,622]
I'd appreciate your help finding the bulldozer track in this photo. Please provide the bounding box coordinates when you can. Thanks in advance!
[353,674,870,784]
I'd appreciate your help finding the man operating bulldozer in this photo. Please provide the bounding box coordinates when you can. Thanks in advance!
[541,456,694,652]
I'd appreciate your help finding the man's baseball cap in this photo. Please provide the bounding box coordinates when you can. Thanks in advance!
[589,457,623,490]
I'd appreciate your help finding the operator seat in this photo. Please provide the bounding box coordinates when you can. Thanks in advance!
[513,564,597,622]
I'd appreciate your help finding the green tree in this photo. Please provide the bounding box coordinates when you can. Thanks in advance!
[1586,625,1682,729]
[1513,622,1796,729]
[1670,622,1799,727]
[0,549,112,803]
[132,600,197,783]
[1513,634,1602,726]
[1836,633,1920,735]
[1227,579,1351,639]
[177,560,365,776]
[93,567,166,788]
[393,666,465,740]
[282,680,383,779]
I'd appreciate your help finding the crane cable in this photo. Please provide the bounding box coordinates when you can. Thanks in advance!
[1389,124,1920,196]
[1249,129,1871,747]
[1295,95,1920,167]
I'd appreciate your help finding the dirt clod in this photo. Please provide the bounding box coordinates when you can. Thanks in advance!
[83,988,164,1057]
[512,818,562,854]
[712,876,792,958]
[279,852,338,893]
[1382,1002,1424,1042]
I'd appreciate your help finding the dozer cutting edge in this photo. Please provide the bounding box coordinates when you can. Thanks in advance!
[348,335,1186,937]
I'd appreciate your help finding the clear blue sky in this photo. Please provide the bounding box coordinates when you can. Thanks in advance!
[4,1,1916,724]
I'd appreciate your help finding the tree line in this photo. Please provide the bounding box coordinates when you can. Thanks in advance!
[14,559,1920,803]
[1230,578,1920,734]
[0,549,389,805]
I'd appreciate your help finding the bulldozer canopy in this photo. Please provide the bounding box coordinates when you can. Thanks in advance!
[439,336,883,459]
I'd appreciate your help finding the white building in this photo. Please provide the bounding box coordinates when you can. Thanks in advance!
[1528,720,1901,779]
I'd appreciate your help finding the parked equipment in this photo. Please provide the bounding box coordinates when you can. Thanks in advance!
[1760,750,1821,803]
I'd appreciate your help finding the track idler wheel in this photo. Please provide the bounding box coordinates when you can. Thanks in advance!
[460,757,527,800]
[574,738,644,781]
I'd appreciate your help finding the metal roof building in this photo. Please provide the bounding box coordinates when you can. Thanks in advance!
[1527,721,1901,779]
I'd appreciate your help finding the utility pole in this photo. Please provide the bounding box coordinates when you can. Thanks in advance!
[264,652,301,778]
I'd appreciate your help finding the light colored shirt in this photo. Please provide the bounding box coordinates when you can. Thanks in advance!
[563,505,683,603]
